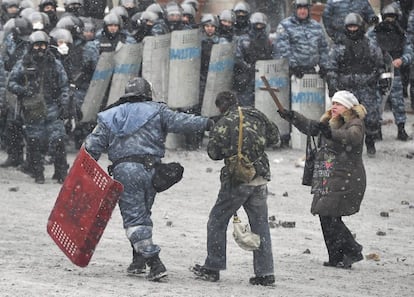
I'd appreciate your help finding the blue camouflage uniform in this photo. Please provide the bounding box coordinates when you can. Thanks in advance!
[407,9,414,108]
[327,32,385,138]
[323,0,377,44]
[8,50,70,180]
[85,101,209,258]
[272,11,330,75]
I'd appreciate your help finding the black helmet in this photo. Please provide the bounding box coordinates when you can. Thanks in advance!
[344,12,364,28]
[13,16,33,41]
[122,77,152,100]
[29,30,49,44]
[49,27,73,44]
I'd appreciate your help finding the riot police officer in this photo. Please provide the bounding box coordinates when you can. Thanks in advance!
[7,31,70,184]
[233,12,272,106]
[327,13,385,156]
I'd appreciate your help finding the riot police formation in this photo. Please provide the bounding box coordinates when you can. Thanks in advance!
[272,0,329,79]
[0,2,412,170]
[7,30,70,184]
[327,12,385,156]
[369,4,413,142]
[233,12,272,107]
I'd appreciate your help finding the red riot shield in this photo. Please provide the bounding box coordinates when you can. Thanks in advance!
[47,147,123,267]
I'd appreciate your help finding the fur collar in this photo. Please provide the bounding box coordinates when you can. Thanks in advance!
[320,104,367,129]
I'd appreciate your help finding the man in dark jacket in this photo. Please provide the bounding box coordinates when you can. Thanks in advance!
[191,91,280,286]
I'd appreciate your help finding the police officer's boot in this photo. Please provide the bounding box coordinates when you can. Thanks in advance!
[127,248,146,275]
[52,139,69,184]
[0,148,23,168]
[27,138,45,184]
[397,123,409,141]
[365,135,376,157]
[146,254,167,281]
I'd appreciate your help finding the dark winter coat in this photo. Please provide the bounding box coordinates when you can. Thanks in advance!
[290,104,367,217]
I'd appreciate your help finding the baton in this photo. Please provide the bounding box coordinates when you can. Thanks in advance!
[260,75,285,112]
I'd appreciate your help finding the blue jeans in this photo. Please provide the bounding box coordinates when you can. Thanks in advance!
[204,181,274,277]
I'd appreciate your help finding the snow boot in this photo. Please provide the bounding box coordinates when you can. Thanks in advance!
[249,274,275,286]
[146,254,167,281]
[397,123,409,141]
[191,264,219,282]
[127,249,146,275]
[365,135,376,157]
[0,153,23,168]
[52,139,69,184]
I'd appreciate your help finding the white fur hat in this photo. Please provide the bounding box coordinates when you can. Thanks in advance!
[331,90,359,109]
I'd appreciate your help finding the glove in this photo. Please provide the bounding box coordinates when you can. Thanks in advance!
[318,122,332,139]
[278,109,294,121]
[318,67,327,79]
[368,16,379,26]
[291,66,304,79]
[205,119,215,131]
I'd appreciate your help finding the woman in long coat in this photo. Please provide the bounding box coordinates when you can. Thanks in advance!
[279,90,367,268]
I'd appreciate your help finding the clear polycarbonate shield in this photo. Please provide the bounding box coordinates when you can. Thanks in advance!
[290,74,326,150]
[201,42,235,118]
[142,33,171,103]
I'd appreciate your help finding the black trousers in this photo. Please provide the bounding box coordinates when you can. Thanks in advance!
[319,216,362,264]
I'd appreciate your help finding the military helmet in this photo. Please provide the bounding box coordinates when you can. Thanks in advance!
[64,0,83,7]
[145,3,165,19]
[294,0,312,8]
[38,0,57,10]
[182,0,199,12]
[19,0,35,9]
[181,3,196,18]
[56,15,84,36]
[249,12,268,25]
[123,77,152,99]
[233,1,251,14]
[201,13,219,27]
[13,16,33,40]
[104,13,122,28]
[381,4,401,20]
[50,27,73,44]
[344,12,364,28]
[140,11,158,23]
[29,30,49,44]
[219,9,236,23]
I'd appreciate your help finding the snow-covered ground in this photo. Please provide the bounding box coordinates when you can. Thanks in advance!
[0,109,413,297]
